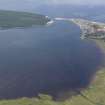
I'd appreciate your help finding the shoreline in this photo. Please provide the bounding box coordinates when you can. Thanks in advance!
[46,20,54,26]
[77,37,105,105]
[0,19,104,104]
[70,19,105,104]
[70,18,105,40]
[46,16,55,26]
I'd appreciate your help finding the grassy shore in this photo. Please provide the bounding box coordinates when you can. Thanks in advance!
[0,68,105,105]
[0,40,104,105]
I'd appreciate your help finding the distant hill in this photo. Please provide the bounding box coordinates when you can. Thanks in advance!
[0,10,50,29]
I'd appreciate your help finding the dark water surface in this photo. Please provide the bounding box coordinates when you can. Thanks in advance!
[0,20,103,99]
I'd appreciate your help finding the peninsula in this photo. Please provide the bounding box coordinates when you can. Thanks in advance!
[0,10,50,29]
[71,19,105,40]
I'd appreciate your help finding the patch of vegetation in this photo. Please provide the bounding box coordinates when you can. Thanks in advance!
[0,10,50,29]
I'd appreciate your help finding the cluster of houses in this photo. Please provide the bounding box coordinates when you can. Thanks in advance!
[85,24,105,39]
[68,18,105,40]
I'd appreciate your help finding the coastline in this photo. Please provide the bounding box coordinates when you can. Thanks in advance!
[0,39,104,104]
[70,19,86,39]
[94,40,105,55]
[0,18,104,104]
[46,20,54,26]
[70,18,105,104]
[46,16,54,26]
[77,37,105,104]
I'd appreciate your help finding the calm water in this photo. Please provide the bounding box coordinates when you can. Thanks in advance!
[0,20,103,99]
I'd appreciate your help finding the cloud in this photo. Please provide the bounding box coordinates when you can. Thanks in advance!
[0,0,104,10]
[0,0,105,5]
[43,0,105,5]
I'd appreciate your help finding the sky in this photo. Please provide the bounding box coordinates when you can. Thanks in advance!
[0,0,104,11]
[0,0,105,5]
[39,0,105,5]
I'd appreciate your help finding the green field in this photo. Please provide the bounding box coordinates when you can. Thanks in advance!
[0,10,50,29]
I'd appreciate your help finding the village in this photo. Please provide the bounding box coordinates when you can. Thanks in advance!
[71,19,105,40]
